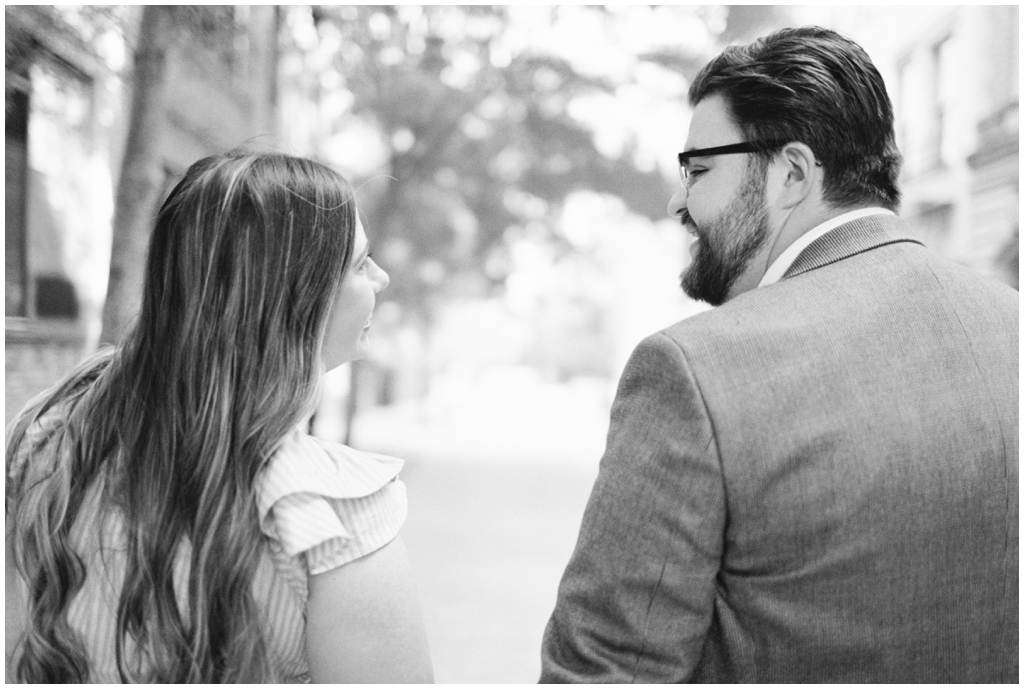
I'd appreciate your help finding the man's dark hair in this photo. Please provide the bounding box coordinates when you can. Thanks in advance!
[689,26,901,211]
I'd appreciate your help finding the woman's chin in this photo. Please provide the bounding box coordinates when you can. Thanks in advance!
[324,356,357,374]
[323,349,367,374]
[322,330,371,374]
[353,331,370,359]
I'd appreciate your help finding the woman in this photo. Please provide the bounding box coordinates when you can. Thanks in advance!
[5,151,434,682]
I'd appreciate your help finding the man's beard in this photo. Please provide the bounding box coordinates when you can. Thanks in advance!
[679,165,770,306]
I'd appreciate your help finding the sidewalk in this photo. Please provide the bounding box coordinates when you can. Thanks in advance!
[347,373,609,683]
[399,458,598,683]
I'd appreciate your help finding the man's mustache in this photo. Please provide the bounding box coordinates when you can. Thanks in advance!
[679,209,698,235]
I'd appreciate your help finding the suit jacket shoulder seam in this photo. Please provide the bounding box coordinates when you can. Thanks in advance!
[653,331,728,496]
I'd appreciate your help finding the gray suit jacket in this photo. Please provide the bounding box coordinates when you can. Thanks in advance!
[541,215,1018,683]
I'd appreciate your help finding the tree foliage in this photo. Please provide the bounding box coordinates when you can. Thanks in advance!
[286,5,687,322]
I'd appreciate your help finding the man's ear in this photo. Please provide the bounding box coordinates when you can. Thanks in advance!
[776,142,818,210]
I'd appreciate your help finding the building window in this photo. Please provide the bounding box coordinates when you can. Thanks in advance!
[5,62,31,317]
[4,47,94,321]
[897,32,957,176]
[895,57,910,157]
[987,5,1019,110]
[924,35,954,170]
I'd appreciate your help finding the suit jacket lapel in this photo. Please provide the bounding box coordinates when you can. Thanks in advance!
[782,214,924,280]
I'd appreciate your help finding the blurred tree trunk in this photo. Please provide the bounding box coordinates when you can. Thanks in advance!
[99,5,177,345]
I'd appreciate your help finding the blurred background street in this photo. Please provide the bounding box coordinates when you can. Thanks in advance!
[5,5,1018,683]
[319,371,607,682]
[401,456,595,683]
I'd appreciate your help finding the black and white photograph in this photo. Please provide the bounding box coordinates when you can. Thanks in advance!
[5,5,1018,683]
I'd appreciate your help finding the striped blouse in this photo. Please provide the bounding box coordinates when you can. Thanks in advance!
[6,412,407,683]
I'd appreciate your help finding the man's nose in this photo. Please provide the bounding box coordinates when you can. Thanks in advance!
[667,185,687,219]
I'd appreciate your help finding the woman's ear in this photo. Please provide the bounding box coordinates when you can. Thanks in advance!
[776,142,818,210]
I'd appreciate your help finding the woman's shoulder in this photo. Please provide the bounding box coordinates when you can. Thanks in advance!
[255,429,404,510]
[254,430,408,570]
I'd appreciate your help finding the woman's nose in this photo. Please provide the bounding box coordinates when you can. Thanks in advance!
[373,262,390,293]
[667,185,688,219]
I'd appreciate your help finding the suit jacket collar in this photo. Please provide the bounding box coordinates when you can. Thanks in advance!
[782,213,924,280]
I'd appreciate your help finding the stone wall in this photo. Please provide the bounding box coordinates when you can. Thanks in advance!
[5,319,87,425]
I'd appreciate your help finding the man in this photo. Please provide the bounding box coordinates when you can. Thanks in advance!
[541,27,1017,683]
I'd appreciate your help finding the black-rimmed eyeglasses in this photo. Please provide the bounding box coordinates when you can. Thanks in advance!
[678,140,787,184]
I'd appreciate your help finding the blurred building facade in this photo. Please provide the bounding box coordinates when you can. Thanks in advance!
[5,6,282,423]
[794,5,1019,288]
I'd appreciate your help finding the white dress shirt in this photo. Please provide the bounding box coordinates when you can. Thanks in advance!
[758,208,894,288]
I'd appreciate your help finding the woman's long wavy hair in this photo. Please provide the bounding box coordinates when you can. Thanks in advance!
[6,151,357,682]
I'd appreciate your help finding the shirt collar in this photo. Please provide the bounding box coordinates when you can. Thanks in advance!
[757,208,894,288]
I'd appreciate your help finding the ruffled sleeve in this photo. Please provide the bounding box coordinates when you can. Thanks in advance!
[255,430,407,576]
